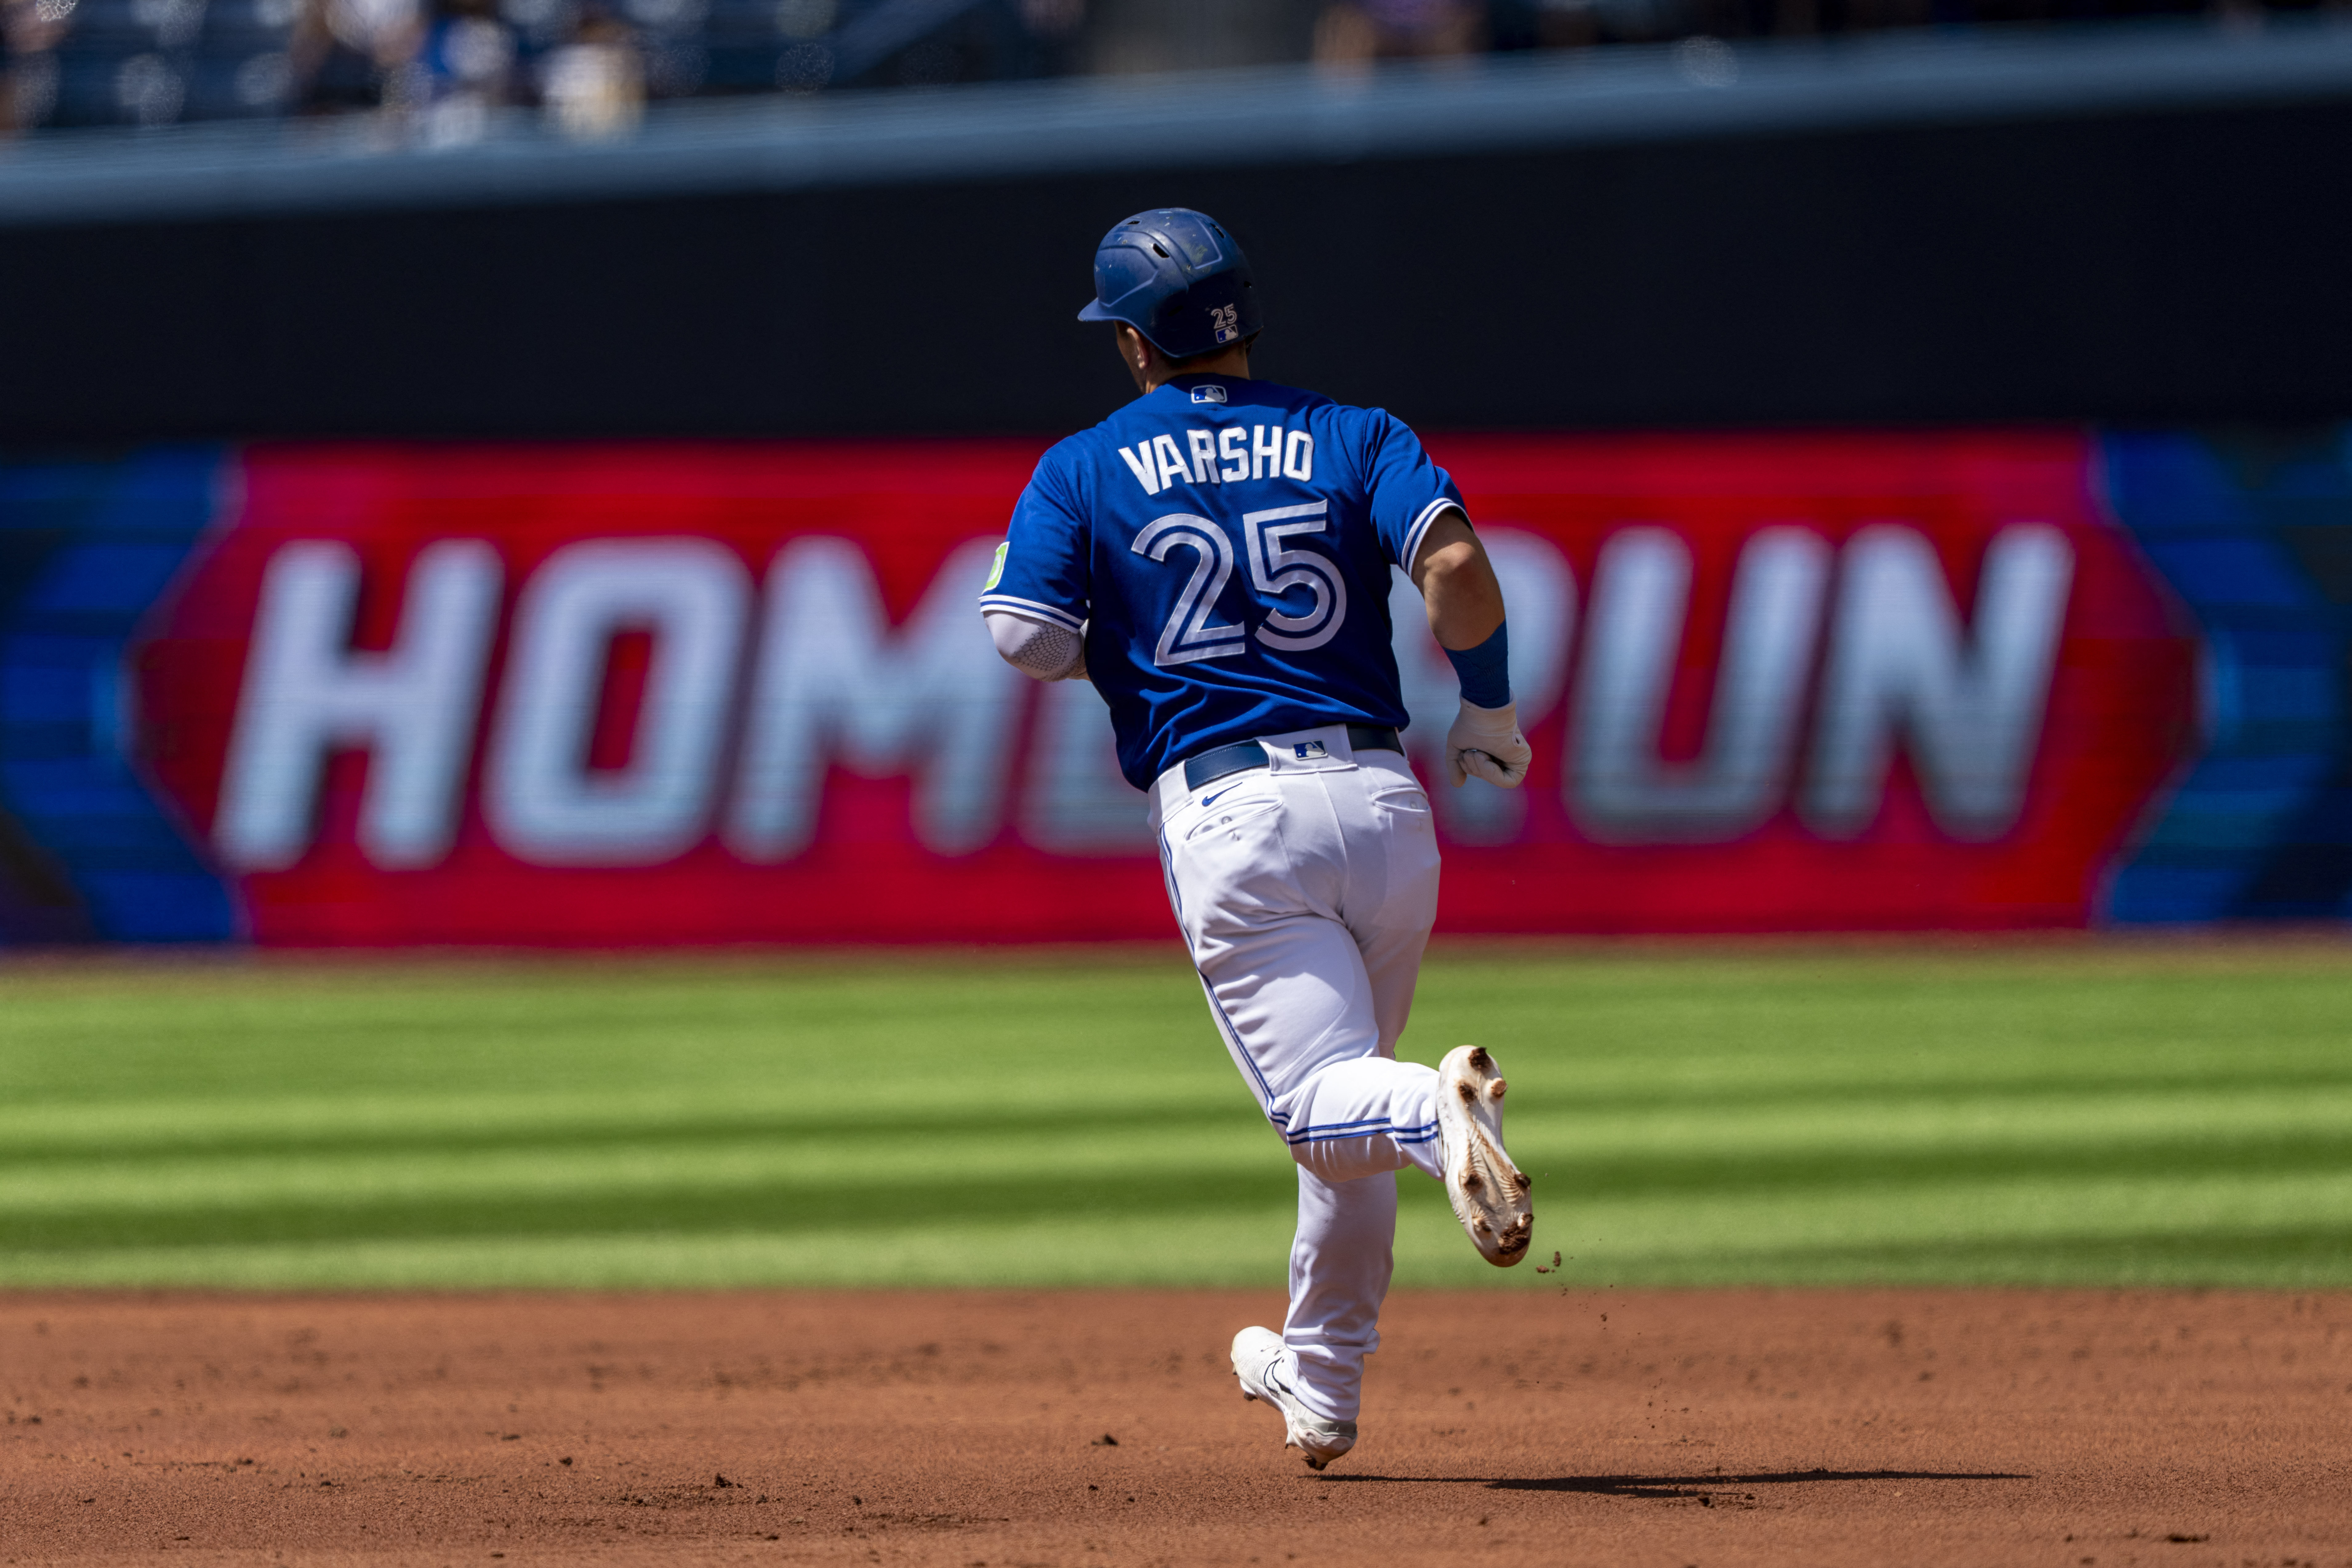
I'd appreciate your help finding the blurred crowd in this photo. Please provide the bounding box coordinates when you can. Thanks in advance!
[0,0,2329,140]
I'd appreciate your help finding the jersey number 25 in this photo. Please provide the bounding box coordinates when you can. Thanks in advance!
[1131,500,1348,667]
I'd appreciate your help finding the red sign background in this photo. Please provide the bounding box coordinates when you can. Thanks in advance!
[133,434,2200,944]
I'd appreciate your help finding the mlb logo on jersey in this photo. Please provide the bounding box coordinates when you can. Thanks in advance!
[1191,385,1229,404]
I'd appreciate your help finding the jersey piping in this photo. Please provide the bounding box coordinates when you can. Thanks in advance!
[977,593,1085,632]
[1400,495,1459,575]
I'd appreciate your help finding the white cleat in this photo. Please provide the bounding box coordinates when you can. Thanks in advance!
[1437,1045,1533,1266]
[1230,1326,1356,1471]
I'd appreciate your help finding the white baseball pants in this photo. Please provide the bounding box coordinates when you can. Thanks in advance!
[1149,723,1446,1423]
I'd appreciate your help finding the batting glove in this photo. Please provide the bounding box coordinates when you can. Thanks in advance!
[1447,700,1531,788]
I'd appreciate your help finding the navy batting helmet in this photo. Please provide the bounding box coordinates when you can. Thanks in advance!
[1077,208,1262,361]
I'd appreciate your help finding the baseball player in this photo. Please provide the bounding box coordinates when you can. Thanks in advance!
[979,208,1534,1470]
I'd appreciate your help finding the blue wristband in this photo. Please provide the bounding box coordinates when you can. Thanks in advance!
[1443,622,1511,709]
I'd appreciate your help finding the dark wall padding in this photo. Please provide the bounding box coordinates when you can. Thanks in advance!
[2,97,2349,440]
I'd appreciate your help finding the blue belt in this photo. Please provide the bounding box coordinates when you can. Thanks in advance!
[1182,725,1403,792]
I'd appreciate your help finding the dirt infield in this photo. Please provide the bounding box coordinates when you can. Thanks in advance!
[2,1288,2346,1567]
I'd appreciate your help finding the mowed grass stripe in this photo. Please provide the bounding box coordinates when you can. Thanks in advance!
[9,1143,2352,1257]
[4,948,2346,1101]
[1640,1227,2352,1286]
[8,1182,2351,1289]
[13,1068,2352,1160]
[2,943,2349,1287]
[6,1091,2350,1218]
[0,1212,1310,1290]
[1390,1168,2352,1285]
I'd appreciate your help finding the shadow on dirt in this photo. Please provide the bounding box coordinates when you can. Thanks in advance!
[1326,1468,2031,1495]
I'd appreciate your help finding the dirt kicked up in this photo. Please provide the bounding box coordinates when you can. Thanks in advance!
[2,1288,2346,1567]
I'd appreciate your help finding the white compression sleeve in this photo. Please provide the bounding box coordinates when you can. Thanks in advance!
[984,609,1087,681]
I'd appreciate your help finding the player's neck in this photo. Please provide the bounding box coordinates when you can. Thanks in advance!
[1139,348,1251,395]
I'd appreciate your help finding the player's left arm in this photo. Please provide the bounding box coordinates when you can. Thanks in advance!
[985,609,1088,682]
[981,450,1094,684]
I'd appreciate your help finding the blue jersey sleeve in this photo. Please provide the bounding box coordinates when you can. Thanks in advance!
[1355,410,1465,572]
[981,447,1090,632]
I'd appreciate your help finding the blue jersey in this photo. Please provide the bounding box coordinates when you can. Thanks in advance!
[983,374,1465,789]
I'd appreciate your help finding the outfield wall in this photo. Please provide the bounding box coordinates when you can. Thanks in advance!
[3,29,2351,442]
[4,426,2343,945]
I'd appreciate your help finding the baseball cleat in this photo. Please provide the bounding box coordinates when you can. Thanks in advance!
[1437,1045,1533,1266]
[1230,1326,1356,1471]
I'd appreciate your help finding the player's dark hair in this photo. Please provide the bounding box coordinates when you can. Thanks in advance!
[1165,333,1259,373]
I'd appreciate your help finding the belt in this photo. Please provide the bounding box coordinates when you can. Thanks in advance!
[1182,725,1403,792]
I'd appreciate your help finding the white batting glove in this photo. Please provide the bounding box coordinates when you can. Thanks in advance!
[1446,700,1531,788]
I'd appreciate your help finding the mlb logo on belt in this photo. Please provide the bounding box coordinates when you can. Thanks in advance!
[1191,385,1229,404]
[1293,740,1327,760]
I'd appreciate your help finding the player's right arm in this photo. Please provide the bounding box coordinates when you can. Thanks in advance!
[1409,508,1504,651]
[1409,510,1530,788]
[1358,413,1531,790]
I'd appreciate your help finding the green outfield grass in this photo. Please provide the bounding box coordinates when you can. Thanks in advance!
[1,940,2348,1291]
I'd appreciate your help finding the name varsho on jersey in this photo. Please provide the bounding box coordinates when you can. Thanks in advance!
[983,375,1464,788]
